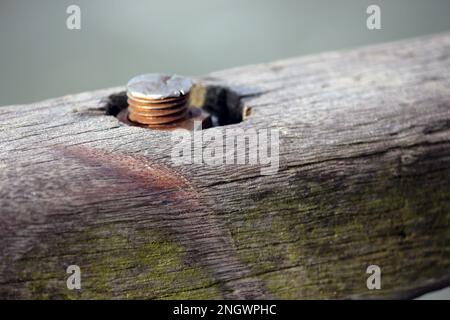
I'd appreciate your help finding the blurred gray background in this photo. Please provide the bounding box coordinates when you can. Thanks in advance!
[0,0,449,299]
[1,0,450,106]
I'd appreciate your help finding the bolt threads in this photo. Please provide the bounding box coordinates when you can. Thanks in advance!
[121,73,206,130]
[127,93,189,125]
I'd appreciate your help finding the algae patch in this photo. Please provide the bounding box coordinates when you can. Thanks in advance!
[226,167,450,299]
[18,226,222,299]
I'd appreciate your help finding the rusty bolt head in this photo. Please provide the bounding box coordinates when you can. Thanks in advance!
[118,73,211,130]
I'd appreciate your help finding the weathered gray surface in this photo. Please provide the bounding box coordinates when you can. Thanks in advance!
[0,33,449,299]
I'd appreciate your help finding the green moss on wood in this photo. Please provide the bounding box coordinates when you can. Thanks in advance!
[227,167,450,299]
[17,226,222,299]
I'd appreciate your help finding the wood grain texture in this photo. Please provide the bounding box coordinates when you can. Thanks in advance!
[1,33,450,299]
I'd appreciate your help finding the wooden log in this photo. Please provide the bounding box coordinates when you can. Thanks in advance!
[0,32,449,299]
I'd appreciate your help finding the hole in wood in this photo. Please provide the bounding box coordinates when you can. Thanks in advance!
[103,83,244,128]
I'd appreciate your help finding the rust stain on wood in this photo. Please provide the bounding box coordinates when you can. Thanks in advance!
[54,145,270,299]
[59,145,191,193]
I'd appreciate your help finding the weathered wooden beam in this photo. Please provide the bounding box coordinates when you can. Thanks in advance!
[0,33,449,299]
